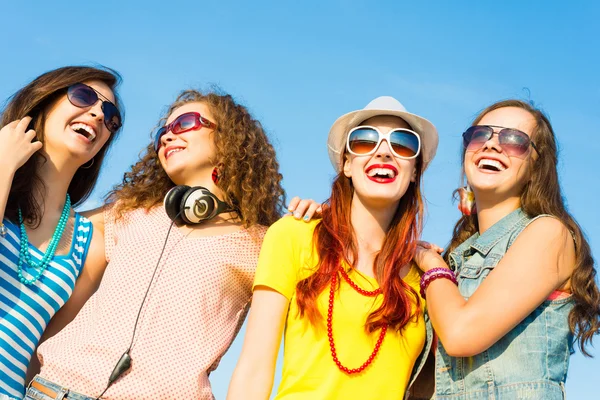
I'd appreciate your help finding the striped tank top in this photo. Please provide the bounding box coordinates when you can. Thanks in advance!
[0,214,92,399]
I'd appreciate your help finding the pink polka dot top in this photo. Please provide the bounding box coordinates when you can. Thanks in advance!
[37,205,266,399]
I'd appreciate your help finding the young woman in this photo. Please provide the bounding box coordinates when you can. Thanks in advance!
[26,89,292,399]
[415,100,600,399]
[0,66,123,399]
[228,96,439,399]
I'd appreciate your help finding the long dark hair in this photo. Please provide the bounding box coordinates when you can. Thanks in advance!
[445,99,600,356]
[1,65,124,226]
[296,151,424,333]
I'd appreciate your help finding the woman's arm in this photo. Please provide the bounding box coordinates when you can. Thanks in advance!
[25,206,109,382]
[416,217,575,357]
[227,287,289,400]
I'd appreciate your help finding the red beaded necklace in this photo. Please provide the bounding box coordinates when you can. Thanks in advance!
[327,267,387,374]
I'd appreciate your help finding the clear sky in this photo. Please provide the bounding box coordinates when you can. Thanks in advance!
[2,0,599,398]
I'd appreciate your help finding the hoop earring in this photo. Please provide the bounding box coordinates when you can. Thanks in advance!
[80,158,95,169]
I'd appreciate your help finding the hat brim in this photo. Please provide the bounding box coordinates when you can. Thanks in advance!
[327,108,439,172]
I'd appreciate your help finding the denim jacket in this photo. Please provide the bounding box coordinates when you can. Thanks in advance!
[435,208,574,399]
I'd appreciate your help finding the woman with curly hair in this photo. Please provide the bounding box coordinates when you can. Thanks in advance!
[415,100,600,399]
[0,65,123,399]
[26,89,291,399]
[228,96,438,399]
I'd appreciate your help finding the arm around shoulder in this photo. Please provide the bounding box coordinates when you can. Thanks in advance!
[431,216,576,357]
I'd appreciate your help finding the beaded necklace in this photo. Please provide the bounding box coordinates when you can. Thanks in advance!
[327,267,387,374]
[17,194,71,285]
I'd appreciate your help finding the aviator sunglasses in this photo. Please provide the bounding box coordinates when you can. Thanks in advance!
[462,125,539,158]
[67,83,122,133]
[154,112,217,152]
[346,126,421,159]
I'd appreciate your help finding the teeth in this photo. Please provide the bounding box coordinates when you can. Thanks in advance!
[478,158,506,171]
[71,123,96,141]
[367,168,396,178]
[166,148,183,158]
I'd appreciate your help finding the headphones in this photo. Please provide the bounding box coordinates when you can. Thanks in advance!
[163,185,235,224]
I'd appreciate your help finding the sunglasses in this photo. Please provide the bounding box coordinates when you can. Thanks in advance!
[346,126,421,159]
[154,112,216,152]
[462,125,539,158]
[67,83,122,133]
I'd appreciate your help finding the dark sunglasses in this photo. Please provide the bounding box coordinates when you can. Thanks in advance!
[346,126,421,159]
[67,83,122,133]
[154,112,216,152]
[462,125,539,158]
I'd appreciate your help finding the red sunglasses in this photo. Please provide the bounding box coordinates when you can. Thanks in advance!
[154,112,216,151]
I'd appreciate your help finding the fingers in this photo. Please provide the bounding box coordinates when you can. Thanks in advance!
[300,201,322,222]
[16,116,33,132]
[290,198,322,222]
[287,196,301,213]
[417,240,444,254]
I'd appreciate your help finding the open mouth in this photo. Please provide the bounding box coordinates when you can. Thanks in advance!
[477,158,507,172]
[365,164,398,183]
[367,167,397,179]
[165,147,184,159]
[71,123,96,142]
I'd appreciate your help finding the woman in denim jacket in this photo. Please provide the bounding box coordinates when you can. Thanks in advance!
[415,100,599,399]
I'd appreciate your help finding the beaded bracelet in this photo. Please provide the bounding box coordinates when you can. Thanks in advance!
[419,267,457,299]
[0,222,6,237]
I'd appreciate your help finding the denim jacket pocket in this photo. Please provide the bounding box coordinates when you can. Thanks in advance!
[457,254,501,298]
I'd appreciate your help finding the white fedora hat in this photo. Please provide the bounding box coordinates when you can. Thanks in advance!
[327,96,439,171]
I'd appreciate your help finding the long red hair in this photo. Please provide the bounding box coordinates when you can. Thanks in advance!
[296,155,424,333]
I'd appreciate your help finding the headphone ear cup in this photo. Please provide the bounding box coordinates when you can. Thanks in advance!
[164,185,191,224]
[181,187,217,224]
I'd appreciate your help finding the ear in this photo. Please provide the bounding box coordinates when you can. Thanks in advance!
[410,167,416,182]
[343,154,352,178]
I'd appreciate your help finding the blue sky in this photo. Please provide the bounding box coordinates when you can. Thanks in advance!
[2,1,599,398]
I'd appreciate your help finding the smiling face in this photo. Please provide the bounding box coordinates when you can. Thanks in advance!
[42,80,115,167]
[343,115,417,210]
[157,102,217,186]
[465,106,537,202]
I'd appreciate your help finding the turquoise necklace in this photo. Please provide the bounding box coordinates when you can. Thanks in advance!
[17,194,71,285]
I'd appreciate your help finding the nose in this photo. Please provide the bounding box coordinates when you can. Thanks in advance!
[160,129,177,148]
[374,139,393,159]
[482,131,502,153]
[88,100,105,124]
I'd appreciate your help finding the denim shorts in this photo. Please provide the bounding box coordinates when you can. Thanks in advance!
[24,376,96,400]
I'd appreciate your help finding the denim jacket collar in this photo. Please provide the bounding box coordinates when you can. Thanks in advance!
[449,208,528,269]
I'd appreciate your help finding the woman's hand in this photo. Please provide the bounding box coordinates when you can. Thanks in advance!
[287,196,323,222]
[414,241,447,272]
[0,117,43,173]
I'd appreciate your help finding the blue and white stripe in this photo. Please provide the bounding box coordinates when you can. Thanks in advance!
[0,214,92,399]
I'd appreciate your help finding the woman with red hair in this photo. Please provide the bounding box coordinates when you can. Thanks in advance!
[228,96,438,399]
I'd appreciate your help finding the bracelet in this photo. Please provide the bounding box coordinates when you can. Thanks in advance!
[419,268,457,299]
[0,222,7,237]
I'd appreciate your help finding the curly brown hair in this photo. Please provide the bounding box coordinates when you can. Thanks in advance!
[445,99,599,356]
[1,65,124,227]
[108,89,285,228]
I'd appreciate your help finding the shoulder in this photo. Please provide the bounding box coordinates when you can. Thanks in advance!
[266,215,320,241]
[521,215,575,249]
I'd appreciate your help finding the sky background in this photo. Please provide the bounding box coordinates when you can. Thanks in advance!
[2,1,599,398]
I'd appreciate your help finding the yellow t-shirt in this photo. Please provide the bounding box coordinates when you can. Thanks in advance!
[254,216,426,400]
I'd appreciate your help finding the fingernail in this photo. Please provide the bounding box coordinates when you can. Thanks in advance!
[303,215,310,221]
[294,213,301,219]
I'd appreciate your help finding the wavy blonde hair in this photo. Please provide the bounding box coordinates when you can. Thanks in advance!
[108,89,285,227]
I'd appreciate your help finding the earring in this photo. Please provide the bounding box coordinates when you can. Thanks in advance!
[457,184,476,216]
[211,166,220,184]
[80,158,95,169]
